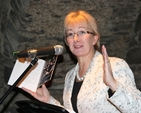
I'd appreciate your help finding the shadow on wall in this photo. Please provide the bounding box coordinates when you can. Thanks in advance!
[126,13,141,64]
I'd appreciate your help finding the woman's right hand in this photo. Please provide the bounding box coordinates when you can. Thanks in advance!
[22,84,50,103]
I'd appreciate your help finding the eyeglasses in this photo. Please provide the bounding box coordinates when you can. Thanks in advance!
[65,30,94,39]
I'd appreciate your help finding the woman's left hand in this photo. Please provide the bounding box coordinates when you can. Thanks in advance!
[102,45,117,91]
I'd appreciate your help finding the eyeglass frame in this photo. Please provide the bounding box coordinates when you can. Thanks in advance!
[65,30,94,39]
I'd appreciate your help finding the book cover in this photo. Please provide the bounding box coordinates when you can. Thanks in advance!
[8,55,58,92]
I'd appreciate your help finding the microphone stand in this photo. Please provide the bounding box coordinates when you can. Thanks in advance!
[0,57,38,104]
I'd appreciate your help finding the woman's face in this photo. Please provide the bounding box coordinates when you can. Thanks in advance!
[66,25,98,58]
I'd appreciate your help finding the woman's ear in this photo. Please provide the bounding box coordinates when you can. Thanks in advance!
[64,38,69,46]
[93,35,99,45]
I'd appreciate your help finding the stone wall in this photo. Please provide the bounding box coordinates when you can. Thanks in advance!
[0,0,141,112]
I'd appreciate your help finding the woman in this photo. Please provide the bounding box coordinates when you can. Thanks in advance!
[23,10,141,113]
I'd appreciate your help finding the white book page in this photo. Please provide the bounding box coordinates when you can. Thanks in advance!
[8,59,46,92]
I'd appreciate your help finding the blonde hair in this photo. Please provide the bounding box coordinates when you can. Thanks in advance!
[64,10,100,51]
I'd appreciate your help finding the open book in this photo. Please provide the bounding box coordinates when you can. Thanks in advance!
[8,55,58,92]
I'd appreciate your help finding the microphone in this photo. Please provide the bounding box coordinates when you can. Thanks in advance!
[13,45,63,58]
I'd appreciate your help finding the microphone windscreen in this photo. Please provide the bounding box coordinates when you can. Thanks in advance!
[54,45,63,55]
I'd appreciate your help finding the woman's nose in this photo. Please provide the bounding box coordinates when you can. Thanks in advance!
[73,34,79,41]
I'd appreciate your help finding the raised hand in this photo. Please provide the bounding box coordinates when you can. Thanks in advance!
[102,45,117,91]
[22,84,50,103]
